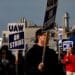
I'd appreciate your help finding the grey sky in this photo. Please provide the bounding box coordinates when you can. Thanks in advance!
[0,0,75,36]
[56,0,75,26]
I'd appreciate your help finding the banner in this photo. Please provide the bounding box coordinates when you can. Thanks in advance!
[43,0,58,30]
[8,23,25,50]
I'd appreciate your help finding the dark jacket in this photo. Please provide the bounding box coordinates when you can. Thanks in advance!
[24,44,64,75]
[0,46,16,75]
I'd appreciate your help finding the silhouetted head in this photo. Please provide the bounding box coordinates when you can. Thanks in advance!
[35,29,49,46]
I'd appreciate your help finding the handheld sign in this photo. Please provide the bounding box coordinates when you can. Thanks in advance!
[43,0,58,30]
[8,23,25,50]
[63,41,73,51]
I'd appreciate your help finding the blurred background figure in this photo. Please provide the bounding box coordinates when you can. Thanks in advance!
[63,47,75,75]
[0,45,16,75]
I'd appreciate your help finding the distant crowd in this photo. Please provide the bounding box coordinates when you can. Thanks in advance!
[0,28,75,75]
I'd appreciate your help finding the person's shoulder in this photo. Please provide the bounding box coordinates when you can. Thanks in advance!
[25,44,38,58]
[48,47,56,52]
[47,47,57,54]
[26,44,37,54]
[47,47,58,59]
[29,44,37,51]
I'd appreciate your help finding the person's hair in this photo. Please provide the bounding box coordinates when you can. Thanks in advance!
[35,29,46,43]
[35,36,38,43]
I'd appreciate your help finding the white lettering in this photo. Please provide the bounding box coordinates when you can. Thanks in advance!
[14,34,19,41]
[9,39,24,49]
[9,24,24,32]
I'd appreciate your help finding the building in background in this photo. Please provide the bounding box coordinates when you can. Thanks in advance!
[1,15,72,53]
[0,38,2,48]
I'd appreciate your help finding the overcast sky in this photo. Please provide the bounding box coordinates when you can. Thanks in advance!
[0,0,75,36]
[56,0,75,27]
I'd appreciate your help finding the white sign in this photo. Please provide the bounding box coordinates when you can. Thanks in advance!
[8,23,25,50]
[63,41,73,51]
[58,28,63,35]
[8,23,25,33]
[58,28,63,40]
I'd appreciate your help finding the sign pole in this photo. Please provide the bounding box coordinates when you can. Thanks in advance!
[42,32,48,63]
[38,32,48,71]
[15,50,18,75]
[8,23,25,75]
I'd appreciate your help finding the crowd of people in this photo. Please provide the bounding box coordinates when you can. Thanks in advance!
[0,28,75,75]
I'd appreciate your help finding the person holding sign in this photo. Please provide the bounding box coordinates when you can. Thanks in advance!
[63,47,75,75]
[24,29,64,75]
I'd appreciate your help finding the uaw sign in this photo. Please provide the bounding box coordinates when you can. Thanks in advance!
[8,23,25,50]
[43,0,58,30]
